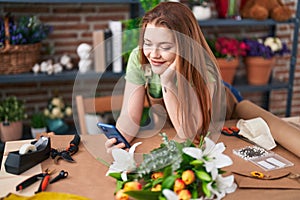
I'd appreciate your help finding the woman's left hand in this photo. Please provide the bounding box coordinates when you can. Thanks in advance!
[160,58,177,86]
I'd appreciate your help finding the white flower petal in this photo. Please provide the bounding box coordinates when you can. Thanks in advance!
[162,189,179,200]
[121,171,128,181]
[183,147,203,160]
[203,137,216,155]
[214,154,233,168]
[129,142,142,155]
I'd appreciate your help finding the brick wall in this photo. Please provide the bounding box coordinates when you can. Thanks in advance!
[0,1,299,127]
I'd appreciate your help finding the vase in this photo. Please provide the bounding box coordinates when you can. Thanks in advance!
[217,58,239,85]
[214,0,241,19]
[245,57,276,85]
[192,5,212,20]
[0,121,23,142]
[31,127,47,139]
[47,119,69,134]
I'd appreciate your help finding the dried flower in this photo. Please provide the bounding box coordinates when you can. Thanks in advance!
[43,97,72,120]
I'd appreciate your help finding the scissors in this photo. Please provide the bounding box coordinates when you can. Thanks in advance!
[221,126,260,146]
[221,126,241,136]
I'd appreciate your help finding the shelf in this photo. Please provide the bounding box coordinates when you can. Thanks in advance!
[198,18,297,26]
[0,0,139,3]
[0,70,124,83]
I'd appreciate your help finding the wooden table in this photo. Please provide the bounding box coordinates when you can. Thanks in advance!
[2,126,300,200]
[42,126,300,200]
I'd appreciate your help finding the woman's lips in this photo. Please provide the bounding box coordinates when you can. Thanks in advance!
[150,60,165,66]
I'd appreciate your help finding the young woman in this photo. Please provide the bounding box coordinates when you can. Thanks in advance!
[105,2,226,152]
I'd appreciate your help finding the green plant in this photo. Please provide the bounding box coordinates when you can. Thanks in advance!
[31,112,47,128]
[0,96,27,123]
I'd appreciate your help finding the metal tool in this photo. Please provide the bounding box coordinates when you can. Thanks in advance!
[50,134,80,163]
[221,126,262,147]
[16,168,55,193]
[49,170,69,184]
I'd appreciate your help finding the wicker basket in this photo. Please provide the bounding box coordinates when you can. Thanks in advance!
[0,16,41,74]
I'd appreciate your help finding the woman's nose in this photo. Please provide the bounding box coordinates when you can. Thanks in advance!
[150,47,160,58]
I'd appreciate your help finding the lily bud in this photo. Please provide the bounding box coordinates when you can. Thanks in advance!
[115,189,129,200]
[173,179,185,193]
[178,189,192,200]
[181,170,195,185]
[123,181,142,191]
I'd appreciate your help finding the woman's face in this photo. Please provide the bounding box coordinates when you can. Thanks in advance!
[143,23,177,75]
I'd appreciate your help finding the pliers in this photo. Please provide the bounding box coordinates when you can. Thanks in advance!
[16,168,55,193]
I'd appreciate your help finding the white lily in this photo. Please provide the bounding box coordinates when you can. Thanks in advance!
[183,137,233,180]
[162,189,204,200]
[207,174,237,200]
[106,142,142,181]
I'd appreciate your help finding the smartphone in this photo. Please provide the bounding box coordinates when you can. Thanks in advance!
[97,122,131,148]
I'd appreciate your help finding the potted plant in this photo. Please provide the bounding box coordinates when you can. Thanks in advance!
[243,36,290,85]
[190,0,212,20]
[43,96,72,134]
[0,96,27,142]
[30,112,47,138]
[207,37,248,84]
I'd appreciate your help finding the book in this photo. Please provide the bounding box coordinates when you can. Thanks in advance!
[92,30,106,73]
[108,20,123,73]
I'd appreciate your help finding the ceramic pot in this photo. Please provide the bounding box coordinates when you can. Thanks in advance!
[245,57,275,85]
[0,121,23,142]
[192,5,212,20]
[31,127,47,139]
[217,58,239,84]
[47,118,68,134]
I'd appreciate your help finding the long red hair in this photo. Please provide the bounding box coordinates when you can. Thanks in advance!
[139,2,221,139]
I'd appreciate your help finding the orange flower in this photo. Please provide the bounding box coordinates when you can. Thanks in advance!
[178,189,192,200]
[151,172,164,180]
[181,170,195,185]
[173,179,185,193]
[151,184,162,192]
[115,189,129,200]
[123,181,142,191]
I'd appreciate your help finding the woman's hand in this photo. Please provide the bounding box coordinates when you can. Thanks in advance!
[160,58,177,86]
[104,138,127,154]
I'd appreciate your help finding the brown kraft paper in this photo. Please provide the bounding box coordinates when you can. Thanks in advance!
[233,100,300,158]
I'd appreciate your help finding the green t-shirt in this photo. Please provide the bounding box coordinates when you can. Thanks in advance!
[125,47,162,98]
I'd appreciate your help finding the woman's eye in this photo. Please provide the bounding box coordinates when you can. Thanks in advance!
[160,46,172,51]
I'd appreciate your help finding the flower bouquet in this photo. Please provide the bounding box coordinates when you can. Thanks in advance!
[43,96,72,134]
[107,133,236,200]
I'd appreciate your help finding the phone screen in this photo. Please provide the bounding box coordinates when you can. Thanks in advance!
[97,122,131,148]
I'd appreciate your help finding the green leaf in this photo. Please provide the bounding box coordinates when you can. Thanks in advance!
[116,180,124,192]
[163,166,173,178]
[125,190,161,200]
[202,181,211,198]
[195,170,212,182]
[161,175,176,189]
[108,172,122,180]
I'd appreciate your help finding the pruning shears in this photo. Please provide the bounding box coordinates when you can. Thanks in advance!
[50,134,80,164]
[16,168,55,193]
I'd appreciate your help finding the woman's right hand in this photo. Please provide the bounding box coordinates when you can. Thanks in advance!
[104,138,126,154]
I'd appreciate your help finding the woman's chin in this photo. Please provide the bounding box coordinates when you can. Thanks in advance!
[151,65,166,75]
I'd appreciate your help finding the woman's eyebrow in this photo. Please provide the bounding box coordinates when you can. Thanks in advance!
[144,38,173,45]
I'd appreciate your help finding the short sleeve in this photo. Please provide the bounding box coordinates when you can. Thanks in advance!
[125,47,146,85]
